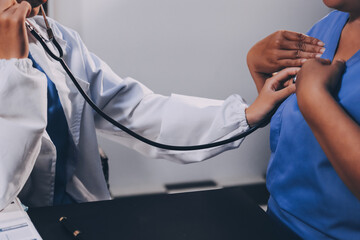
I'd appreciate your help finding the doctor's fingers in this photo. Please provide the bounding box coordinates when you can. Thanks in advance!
[0,1,31,59]
[4,1,31,16]
[1,1,31,21]
[267,67,300,90]
[0,0,17,12]
[273,82,296,102]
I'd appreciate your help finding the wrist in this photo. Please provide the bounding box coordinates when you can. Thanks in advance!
[245,108,252,127]
[245,105,259,128]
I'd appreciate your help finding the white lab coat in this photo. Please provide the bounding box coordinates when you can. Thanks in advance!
[0,16,249,210]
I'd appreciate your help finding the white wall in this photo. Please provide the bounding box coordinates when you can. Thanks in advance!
[49,0,329,196]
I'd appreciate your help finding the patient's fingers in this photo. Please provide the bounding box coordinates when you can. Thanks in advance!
[282,30,324,46]
[278,50,322,60]
[277,59,307,68]
[279,40,325,53]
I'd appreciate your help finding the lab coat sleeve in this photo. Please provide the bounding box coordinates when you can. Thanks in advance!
[0,59,47,210]
[95,89,249,164]
[88,60,249,163]
[58,26,249,163]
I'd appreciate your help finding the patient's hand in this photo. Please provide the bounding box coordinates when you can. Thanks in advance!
[296,58,345,99]
[247,30,325,93]
[245,67,299,127]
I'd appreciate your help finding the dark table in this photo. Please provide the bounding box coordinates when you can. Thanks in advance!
[28,187,300,240]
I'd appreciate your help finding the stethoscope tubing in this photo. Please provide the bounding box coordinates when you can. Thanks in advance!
[27,22,270,151]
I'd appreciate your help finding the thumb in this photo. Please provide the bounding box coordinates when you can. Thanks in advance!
[273,83,296,103]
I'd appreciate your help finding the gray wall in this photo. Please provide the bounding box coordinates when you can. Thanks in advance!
[49,0,329,197]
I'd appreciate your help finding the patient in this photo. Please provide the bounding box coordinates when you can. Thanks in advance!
[248,0,360,239]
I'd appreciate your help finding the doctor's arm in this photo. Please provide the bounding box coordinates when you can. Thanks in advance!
[0,0,47,210]
[247,30,325,93]
[0,60,47,210]
[296,59,360,200]
[54,18,298,163]
[64,27,296,163]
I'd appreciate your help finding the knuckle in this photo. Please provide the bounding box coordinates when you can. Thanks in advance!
[309,52,316,58]
[275,30,285,39]
[21,1,31,8]
[298,33,305,41]
[274,39,282,48]
[278,30,286,35]
[311,38,318,45]
[309,45,316,52]
[21,1,32,12]
[298,41,306,51]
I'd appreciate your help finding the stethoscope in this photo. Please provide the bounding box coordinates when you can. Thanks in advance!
[24,6,271,151]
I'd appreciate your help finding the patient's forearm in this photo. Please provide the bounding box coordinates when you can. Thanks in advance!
[298,87,360,200]
[247,62,269,93]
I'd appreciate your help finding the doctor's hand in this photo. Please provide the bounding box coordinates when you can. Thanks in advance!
[247,30,325,93]
[245,67,299,127]
[0,0,32,59]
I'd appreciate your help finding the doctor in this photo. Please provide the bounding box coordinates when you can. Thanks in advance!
[0,0,324,210]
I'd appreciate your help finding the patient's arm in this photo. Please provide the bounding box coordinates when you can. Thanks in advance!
[247,30,325,93]
[296,58,360,200]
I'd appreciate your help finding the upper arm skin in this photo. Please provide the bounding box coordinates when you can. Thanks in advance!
[297,86,360,200]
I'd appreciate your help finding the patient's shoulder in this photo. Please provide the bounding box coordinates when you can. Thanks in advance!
[306,11,349,39]
[318,10,348,25]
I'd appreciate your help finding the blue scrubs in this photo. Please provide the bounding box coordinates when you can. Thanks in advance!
[267,11,360,239]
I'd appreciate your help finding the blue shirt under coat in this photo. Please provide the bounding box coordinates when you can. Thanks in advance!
[267,11,360,239]
[28,53,74,205]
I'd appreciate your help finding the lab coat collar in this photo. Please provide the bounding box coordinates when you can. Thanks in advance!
[27,16,69,57]
[28,19,89,146]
